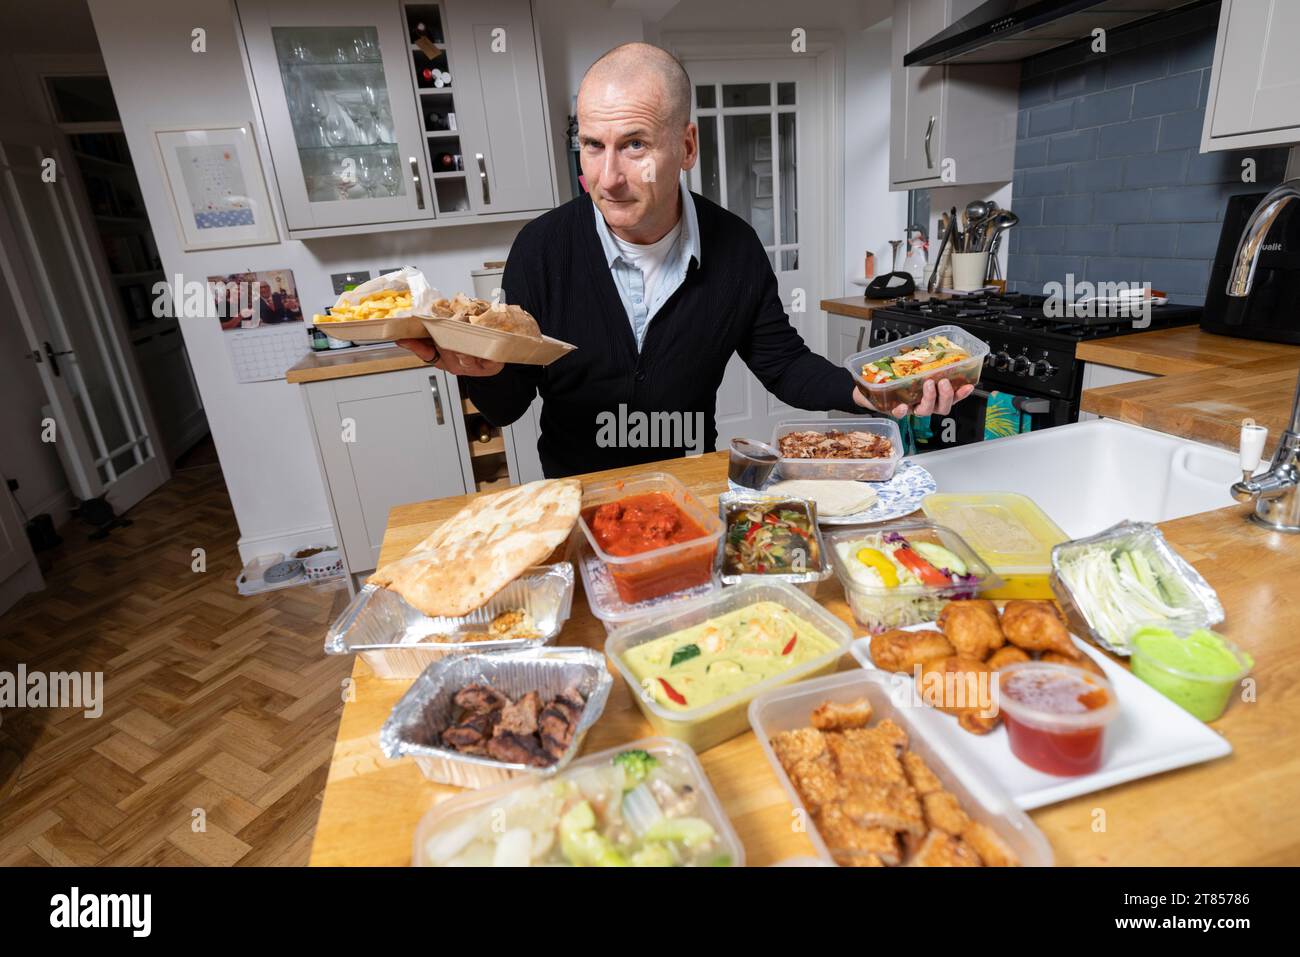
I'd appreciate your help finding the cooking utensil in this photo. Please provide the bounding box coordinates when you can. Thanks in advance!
[927,211,955,292]
[983,210,1020,280]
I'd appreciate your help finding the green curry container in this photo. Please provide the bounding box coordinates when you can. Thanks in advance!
[605,580,853,752]
[1128,622,1254,722]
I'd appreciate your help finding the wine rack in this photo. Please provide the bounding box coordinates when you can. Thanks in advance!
[403,3,472,215]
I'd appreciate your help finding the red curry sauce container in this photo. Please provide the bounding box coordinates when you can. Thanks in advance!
[578,472,723,604]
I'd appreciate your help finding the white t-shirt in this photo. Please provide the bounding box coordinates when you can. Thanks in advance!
[608,219,684,311]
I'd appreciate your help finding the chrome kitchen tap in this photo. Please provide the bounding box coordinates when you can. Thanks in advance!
[1228,179,1300,532]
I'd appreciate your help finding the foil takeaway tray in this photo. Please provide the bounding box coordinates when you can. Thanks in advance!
[380,646,612,789]
[324,563,574,679]
[715,490,833,590]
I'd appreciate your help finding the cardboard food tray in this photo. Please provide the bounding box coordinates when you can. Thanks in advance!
[313,315,431,343]
[420,315,576,365]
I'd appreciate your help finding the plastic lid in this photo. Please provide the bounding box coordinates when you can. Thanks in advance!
[995,661,1119,731]
[922,492,1067,575]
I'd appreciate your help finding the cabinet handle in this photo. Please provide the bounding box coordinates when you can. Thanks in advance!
[924,116,935,169]
[476,152,491,205]
[410,156,425,210]
[429,374,445,425]
[856,325,867,352]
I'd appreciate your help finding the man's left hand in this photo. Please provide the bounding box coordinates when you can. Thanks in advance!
[852,378,975,418]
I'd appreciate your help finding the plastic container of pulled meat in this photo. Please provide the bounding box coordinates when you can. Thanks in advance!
[748,669,1053,867]
[770,417,902,482]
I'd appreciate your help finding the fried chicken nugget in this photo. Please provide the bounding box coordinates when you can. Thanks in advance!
[1000,600,1077,657]
[788,756,843,812]
[1041,650,1105,677]
[908,831,982,867]
[811,697,873,731]
[817,807,902,865]
[771,728,827,768]
[938,599,1005,659]
[916,655,1001,735]
[869,629,954,673]
[961,820,1020,867]
[901,751,943,796]
[987,645,1031,670]
[922,790,972,835]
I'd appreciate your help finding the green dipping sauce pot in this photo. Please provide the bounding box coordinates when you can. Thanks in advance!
[1128,625,1254,722]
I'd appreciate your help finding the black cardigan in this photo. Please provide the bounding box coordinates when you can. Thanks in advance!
[464,191,863,477]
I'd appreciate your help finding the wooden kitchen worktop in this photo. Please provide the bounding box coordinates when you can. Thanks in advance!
[1080,326,1300,453]
[309,451,1299,867]
[820,291,944,321]
[285,344,426,384]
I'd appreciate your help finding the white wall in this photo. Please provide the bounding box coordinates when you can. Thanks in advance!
[86,0,523,562]
[843,20,907,291]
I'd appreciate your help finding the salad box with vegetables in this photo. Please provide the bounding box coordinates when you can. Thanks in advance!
[826,521,999,632]
[844,324,988,410]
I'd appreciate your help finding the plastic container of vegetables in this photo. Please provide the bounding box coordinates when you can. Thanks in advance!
[843,324,988,411]
[825,521,1000,633]
[716,490,833,595]
[1127,621,1253,722]
[1049,520,1224,656]
[921,492,1067,600]
[578,472,723,604]
[411,737,744,867]
[605,580,853,752]
[770,417,902,482]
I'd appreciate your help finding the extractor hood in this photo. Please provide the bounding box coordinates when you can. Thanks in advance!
[904,0,1207,66]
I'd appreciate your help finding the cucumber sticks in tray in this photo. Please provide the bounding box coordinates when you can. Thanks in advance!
[1050,521,1224,655]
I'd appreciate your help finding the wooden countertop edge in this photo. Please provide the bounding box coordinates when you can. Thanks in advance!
[285,347,428,384]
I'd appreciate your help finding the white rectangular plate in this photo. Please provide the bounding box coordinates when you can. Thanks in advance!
[848,625,1234,810]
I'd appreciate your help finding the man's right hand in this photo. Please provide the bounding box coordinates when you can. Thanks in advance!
[395,339,504,377]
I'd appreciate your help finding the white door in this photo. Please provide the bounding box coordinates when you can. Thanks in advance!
[0,125,167,513]
[685,57,824,449]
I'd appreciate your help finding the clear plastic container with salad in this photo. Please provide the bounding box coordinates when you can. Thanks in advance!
[826,521,1000,633]
[411,737,744,867]
[843,324,988,411]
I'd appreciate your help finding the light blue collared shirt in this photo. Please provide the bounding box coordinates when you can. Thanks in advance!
[592,184,702,351]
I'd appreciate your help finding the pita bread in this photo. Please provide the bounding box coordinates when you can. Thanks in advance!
[471,303,541,339]
[369,478,581,617]
[766,479,878,517]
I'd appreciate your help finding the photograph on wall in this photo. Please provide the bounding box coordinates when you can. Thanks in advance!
[207,268,304,331]
[154,124,279,250]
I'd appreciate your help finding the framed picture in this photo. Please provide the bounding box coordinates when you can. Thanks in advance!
[153,124,279,250]
[207,269,304,332]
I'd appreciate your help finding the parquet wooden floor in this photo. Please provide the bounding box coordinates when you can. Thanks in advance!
[0,461,351,865]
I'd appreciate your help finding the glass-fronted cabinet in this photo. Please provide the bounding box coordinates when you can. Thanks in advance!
[241,0,431,230]
[239,0,556,235]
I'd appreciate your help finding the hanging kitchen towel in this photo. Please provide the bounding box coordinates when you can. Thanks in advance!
[984,391,1034,440]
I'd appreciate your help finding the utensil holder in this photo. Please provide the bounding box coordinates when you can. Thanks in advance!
[951,252,989,292]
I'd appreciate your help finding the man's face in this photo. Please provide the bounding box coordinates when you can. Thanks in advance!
[577,74,697,239]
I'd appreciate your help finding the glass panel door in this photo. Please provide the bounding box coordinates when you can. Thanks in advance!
[0,129,167,510]
[272,26,406,205]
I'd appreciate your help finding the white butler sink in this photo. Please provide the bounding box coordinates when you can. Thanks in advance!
[915,419,1239,538]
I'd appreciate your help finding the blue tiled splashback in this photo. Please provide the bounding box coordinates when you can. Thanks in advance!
[1005,1,1290,304]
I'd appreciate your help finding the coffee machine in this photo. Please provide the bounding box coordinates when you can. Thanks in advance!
[1202,190,1300,344]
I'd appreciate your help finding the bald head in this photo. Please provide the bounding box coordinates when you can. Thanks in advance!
[581,42,692,130]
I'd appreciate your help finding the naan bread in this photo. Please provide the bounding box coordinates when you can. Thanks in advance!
[766,479,878,517]
[369,478,581,617]
[471,303,541,339]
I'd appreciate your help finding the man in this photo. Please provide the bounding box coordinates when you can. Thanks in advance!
[398,42,970,477]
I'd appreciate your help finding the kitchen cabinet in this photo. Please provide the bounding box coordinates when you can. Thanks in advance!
[1201,0,1300,152]
[888,0,1019,191]
[238,0,557,237]
[303,366,468,577]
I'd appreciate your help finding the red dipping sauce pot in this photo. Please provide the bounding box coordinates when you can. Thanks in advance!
[996,662,1119,777]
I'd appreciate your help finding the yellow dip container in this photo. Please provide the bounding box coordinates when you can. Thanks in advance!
[921,492,1067,599]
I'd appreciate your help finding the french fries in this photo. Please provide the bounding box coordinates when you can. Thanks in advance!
[313,289,414,324]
